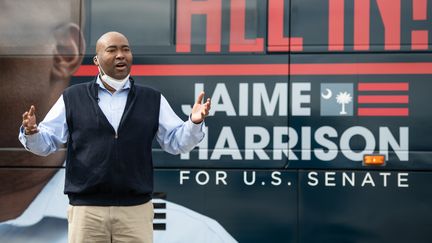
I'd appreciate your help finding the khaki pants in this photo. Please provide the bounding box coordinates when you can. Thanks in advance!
[67,201,154,243]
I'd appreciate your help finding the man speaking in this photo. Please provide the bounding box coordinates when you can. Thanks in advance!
[20,31,211,243]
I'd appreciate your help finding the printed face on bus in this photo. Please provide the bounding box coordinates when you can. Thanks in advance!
[0,0,83,221]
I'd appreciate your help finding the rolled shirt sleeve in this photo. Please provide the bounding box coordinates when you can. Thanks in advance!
[156,95,205,154]
[18,95,68,156]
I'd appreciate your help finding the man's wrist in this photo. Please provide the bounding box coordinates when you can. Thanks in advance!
[22,125,39,136]
[190,114,203,124]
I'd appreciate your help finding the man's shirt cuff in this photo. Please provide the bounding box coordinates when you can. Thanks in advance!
[19,125,43,150]
[186,117,206,134]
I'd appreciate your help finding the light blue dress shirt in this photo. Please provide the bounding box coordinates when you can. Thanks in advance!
[19,77,205,155]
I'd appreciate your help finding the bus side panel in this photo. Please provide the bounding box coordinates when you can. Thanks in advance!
[298,170,432,243]
[154,169,298,243]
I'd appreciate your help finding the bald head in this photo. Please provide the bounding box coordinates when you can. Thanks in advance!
[94,32,133,79]
[95,32,129,55]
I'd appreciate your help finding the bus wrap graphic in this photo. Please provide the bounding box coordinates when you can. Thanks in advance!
[357,82,409,116]
[320,82,410,117]
[320,83,354,116]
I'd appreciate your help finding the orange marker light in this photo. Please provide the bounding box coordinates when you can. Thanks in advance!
[363,155,386,166]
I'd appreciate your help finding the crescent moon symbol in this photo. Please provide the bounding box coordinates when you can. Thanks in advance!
[321,88,332,99]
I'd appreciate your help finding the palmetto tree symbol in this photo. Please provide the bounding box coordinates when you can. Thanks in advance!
[336,91,352,115]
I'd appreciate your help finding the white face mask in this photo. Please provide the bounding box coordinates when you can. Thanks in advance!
[96,57,130,91]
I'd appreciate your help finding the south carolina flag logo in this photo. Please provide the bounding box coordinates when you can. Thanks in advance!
[320,83,354,116]
[320,82,409,117]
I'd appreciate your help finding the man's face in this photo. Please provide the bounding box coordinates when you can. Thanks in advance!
[0,0,81,221]
[0,2,69,163]
[0,0,78,152]
[96,33,133,80]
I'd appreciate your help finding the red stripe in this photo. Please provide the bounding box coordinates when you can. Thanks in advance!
[290,63,432,75]
[74,64,289,76]
[358,83,409,91]
[358,95,408,104]
[358,108,409,116]
[74,63,432,76]
[74,65,97,76]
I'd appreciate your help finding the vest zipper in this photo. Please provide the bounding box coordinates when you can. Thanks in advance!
[113,130,120,201]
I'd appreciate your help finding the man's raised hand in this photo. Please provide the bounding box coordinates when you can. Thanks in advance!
[191,91,211,124]
[22,105,39,135]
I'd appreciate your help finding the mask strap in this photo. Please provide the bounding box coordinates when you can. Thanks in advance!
[95,56,106,76]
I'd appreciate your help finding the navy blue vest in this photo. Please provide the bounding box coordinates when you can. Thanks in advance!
[63,79,160,206]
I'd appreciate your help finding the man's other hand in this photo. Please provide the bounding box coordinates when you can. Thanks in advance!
[22,105,39,135]
[191,92,211,124]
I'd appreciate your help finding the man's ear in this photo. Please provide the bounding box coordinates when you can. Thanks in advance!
[51,23,85,80]
[93,56,98,66]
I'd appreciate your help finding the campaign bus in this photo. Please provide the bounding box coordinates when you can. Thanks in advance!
[1,0,431,242]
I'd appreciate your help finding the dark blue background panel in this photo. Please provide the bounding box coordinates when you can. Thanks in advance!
[299,170,432,243]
